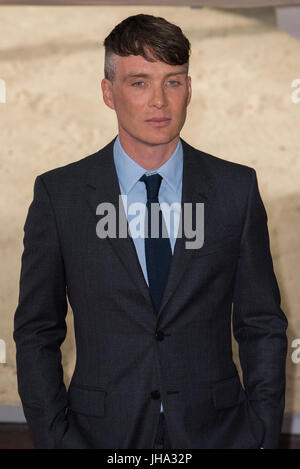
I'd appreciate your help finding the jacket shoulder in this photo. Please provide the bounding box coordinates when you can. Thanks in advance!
[182,140,257,199]
[36,138,115,187]
[183,140,255,177]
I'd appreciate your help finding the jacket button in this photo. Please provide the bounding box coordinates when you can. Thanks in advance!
[151,390,161,400]
[155,330,165,341]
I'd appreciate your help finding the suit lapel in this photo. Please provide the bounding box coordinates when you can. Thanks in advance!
[157,139,215,319]
[85,137,152,310]
[85,136,215,319]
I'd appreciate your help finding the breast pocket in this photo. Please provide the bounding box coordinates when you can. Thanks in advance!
[192,233,240,259]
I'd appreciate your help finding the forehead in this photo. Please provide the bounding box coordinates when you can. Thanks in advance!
[114,54,187,79]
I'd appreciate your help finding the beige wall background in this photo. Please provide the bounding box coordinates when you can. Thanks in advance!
[0,5,299,412]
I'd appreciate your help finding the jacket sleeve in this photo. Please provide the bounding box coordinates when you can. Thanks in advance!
[13,175,69,449]
[232,168,288,449]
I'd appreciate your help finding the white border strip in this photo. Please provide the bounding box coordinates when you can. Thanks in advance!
[281,412,300,435]
[0,406,26,423]
[276,6,300,40]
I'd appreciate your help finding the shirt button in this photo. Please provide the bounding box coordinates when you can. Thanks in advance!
[150,390,161,400]
[155,330,165,341]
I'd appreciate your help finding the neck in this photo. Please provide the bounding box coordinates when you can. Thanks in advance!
[118,131,180,170]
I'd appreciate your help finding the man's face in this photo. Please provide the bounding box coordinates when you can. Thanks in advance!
[101,52,192,147]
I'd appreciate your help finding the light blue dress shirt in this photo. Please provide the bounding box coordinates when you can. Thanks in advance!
[113,135,183,413]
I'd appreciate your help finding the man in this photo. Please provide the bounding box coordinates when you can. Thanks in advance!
[14,14,288,449]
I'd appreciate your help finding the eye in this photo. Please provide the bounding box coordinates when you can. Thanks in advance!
[168,80,180,86]
[132,81,145,87]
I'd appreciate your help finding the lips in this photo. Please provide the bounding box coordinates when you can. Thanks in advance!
[146,118,170,122]
[146,118,171,127]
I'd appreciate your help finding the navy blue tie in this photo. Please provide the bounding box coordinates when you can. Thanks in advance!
[139,173,172,313]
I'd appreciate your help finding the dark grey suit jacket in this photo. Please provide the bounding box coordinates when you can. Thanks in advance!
[13,137,288,449]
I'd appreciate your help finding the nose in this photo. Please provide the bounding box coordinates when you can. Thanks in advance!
[148,84,167,109]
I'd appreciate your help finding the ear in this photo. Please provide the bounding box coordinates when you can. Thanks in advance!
[186,75,192,106]
[101,78,115,110]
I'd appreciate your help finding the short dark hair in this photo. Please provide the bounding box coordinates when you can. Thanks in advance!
[103,14,191,82]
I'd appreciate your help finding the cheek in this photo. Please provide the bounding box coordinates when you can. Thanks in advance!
[171,99,188,119]
[170,92,188,108]
[121,96,144,117]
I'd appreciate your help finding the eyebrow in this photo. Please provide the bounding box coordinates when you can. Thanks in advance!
[124,71,187,80]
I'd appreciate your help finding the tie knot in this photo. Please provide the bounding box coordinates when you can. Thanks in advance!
[139,173,163,201]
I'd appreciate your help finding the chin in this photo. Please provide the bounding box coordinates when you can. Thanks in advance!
[143,130,178,146]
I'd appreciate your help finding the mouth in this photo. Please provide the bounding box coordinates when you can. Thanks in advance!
[146,118,171,127]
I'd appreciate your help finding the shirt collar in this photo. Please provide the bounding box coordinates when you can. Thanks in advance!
[113,135,183,195]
